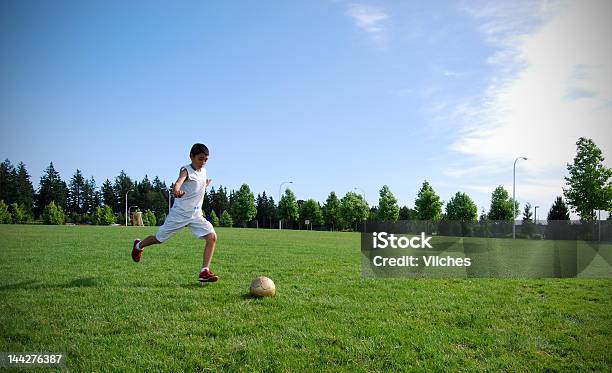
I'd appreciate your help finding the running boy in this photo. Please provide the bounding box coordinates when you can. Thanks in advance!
[131,143,219,282]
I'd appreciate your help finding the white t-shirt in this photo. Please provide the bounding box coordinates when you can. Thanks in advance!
[171,164,207,217]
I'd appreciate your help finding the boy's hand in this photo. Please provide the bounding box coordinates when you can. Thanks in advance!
[174,189,185,198]
[206,178,213,187]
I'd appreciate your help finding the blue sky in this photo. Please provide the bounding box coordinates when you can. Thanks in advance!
[1,0,610,218]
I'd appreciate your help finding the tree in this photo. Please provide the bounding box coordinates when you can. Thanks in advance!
[0,200,11,223]
[0,159,17,205]
[67,169,86,215]
[220,210,233,227]
[377,185,400,221]
[210,210,220,227]
[9,203,29,223]
[143,209,157,226]
[101,179,117,212]
[488,186,517,221]
[445,192,478,222]
[211,186,230,219]
[521,202,537,238]
[563,137,612,220]
[339,192,369,231]
[415,181,442,220]
[37,162,68,217]
[93,205,116,225]
[322,191,341,231]
[279,188,299,228]
[547,196,570,221]
[113,171,133,214]
[256,192,276,229]
[299,199,323,228]
[231,183,257,227]
[42,201,65,225]
[14,162,34,215]
[399,206,418,220]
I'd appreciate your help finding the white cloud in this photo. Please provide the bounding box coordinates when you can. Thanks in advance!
[346,4,389,44]
[448,0,612,217]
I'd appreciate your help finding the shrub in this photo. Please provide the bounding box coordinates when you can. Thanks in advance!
[0,200,11,224]
[43,201,65,225]
[143,210,157,226]
[210,210,220,227]
[220,210,233,227]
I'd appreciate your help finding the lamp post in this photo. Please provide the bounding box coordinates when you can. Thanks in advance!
[167,188,172,214]
[124,189,133,226]
[534,205,539,223]
[278,181,293,230]
[513,157,527,239]
[354,187,367,232]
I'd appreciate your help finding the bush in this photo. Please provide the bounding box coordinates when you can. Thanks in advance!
[43,201,65,225]
[157,213,166,226]
[143,210,157,226]
[0,200,11,224]
[220,210,233,227]
[210,210,220,227]
[93,206,116,225]
[10,203,31,224]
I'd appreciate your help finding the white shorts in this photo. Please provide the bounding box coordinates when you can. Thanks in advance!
[155,211,215,243]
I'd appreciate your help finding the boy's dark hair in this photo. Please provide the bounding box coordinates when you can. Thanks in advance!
[190,143,209,157]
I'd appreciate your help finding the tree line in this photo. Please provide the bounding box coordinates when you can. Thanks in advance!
[0,137,610,230]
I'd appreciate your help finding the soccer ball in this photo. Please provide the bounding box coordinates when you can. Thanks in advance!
[249,276,276,297]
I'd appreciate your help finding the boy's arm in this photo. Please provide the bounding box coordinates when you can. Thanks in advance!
[173,167,188,198]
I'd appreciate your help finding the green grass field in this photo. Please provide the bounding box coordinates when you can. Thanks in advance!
[1,225,611,371]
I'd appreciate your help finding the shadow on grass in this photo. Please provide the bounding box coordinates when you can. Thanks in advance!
[0,277,99,291]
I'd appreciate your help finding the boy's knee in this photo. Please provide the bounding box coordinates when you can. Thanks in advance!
[205,232,217,243]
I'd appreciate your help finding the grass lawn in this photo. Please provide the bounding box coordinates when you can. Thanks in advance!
[1,225,611,371]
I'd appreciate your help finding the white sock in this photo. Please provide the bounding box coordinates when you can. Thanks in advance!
[201,267,209,272]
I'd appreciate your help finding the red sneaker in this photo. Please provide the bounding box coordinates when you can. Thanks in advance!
[131,239,143,262]
[198,269,219,282]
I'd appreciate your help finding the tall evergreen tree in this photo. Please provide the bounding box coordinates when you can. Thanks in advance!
[522,203,533,222]
[14,162,34,215]
[211,186,229,218]
[415,181,442,220]
[377,185,400,222]
[0,159,17,204]
[266,196,277,228]
[101,179,117,212]
[113,170,133,215]
[563,137,612,220]
[81,176,100,215]
[36,162,68,216]
[547,196,570,221]
[67,169,86,214]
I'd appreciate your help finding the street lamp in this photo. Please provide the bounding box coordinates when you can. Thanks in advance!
[513,157,527,239]
[278,181,293,230]
[354,187,368,232]
[124,189,133,226]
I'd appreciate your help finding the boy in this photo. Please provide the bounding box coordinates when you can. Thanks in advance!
[131,143,219,282]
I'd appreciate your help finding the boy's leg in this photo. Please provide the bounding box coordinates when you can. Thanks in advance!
[132,235,161,263]
[199,232,219,282]
[202,232,217,269]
